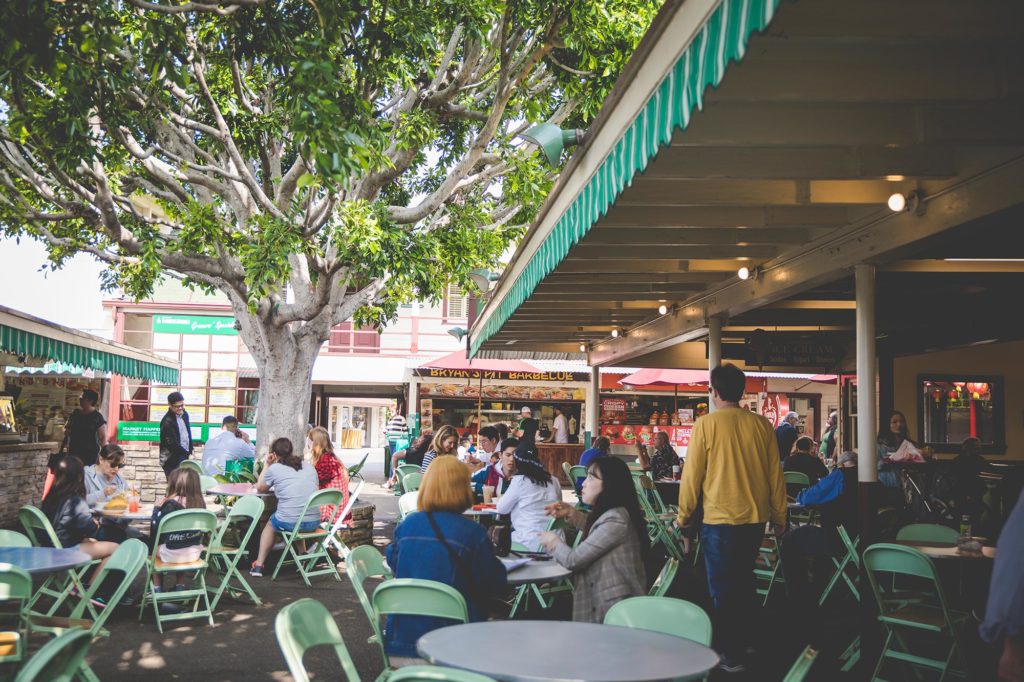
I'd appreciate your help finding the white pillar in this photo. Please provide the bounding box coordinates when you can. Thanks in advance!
[708,316,722,412]
[586,366,600,448]
[856,264,878,483]
[407,378,419,432]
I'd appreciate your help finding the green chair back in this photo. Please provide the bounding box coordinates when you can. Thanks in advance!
[649,558,679,597]
[276,598,360,682]
[604,596,712,646]
[13,628,92,682]
[0,530,31,548]
[783,471,810,486]
[372,578,468,624]
[200,475,219,493]
[396,464,421,480]
[179,460,205,475]
[402,472,423,493]
[0,564,32,601]
[398,492,419,519]
[895,523,960,544]
[348,451,371,478]
[345,545,392,646]
[69,539,149,629]
[18,505,61,548]
[781,646,819,682]
[153,508,219,542]
[388,665,497,681]
[568,465,588,480]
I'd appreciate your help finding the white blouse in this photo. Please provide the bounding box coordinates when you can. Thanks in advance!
[495,474,562,549]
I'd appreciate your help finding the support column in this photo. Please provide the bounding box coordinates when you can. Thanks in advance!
[708,316,722,412]
[407,377,420,435]
[586,366,600,449]
[856,264,878,484]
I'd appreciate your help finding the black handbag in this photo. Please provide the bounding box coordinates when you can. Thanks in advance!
[487,514,512,557]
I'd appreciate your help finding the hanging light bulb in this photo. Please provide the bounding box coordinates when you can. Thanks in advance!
[658,304,668,315]
[738,266,751,280]
[578,342,587,353]
[611,328,619,338]
[887,192,907,212]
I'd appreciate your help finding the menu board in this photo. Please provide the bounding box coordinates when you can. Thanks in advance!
[598,423,694,448]
[420,383,584,401]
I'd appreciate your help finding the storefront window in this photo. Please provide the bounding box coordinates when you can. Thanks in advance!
[918,375,1005,454]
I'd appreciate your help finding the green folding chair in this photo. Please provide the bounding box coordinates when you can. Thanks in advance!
[200,474,220,494]
[388,665,498,681]
[345,545,393,649]
[276,598,360,682]
[0,563,32,664]
[394,465,421,496]
[206,494,265,610]
[18,505,95,616]
[13,628,92,682]
[402,472,423,493]
[567,464,589,507]
[348,451,371,481]
[863,543,969,681]
[138,509,219,633]
[631,472,686,561]
[782,646,819,682]
[0,530,30,548]
[398,492,419,521]
[754,532,785,606]
[179,460,205,476]
[818,525,860,607]
[604,596,712,645]
[271,488,344,586]
[31,539,148,682]
[371,579,469,672]
[784,470,810,495]
[508,517,577,618]
[895,523,960,544]
[648,558,679,597]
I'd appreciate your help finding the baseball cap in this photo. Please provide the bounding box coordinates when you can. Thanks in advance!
[520,406,532,415]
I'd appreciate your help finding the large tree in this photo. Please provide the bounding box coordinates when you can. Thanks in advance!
[0,0,657,451]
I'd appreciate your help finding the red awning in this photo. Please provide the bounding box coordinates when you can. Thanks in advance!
[418,350,539,373]
[618,368,709,386]
[809,374,839,383]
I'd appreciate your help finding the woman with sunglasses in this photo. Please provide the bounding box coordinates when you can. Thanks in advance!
[85,443,130,506]
[539,456,648,623]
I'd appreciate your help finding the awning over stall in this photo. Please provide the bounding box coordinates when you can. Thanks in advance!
[0,305,178,384]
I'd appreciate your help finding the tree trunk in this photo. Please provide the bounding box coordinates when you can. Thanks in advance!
[236,315,323,457]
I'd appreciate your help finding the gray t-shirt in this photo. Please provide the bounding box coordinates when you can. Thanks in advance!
[264,461,319,524]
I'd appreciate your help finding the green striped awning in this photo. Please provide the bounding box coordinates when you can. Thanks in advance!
[472,0,780,356]
[1,314,178,385]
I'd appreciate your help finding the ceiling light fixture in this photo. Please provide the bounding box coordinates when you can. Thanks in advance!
[887,190,925,215]
[658,304,668,315]
[611,328,620,338]
[578,342,587,353]
[738,266,751,280]
[887,192,907,212]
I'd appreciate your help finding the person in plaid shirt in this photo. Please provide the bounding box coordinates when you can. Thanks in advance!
[308,427,350,523]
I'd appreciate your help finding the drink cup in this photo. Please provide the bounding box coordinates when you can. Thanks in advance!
[128,495,140,513]
[482,485,495,504]
[672,465,681,480]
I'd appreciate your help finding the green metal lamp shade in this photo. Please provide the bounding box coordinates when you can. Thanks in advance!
[522,123,584,166]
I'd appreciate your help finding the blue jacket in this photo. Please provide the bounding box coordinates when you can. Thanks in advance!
[796,467,859,534]
[385,511,507,657]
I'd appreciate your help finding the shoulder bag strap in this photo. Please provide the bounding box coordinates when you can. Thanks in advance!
[424,512,484,613]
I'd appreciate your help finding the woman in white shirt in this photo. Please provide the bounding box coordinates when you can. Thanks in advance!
[495,444,561,549]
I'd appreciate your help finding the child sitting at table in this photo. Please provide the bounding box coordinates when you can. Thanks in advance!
[150,468,207,605]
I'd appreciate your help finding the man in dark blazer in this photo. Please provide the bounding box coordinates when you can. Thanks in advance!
[159,391,193,476]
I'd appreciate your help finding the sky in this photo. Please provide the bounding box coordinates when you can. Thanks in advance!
[0,236,110,336]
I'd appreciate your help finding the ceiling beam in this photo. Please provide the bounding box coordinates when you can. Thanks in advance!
[762,300,857,310]
[516,301,661,310]
[643,145,958,180]
[566,245,779,260]
[532,284,703,295]
[597,205,857,228]
[583,227,810,245]
[543,272,725,285]
[588,156,1024,365]
[881,259,1024,273]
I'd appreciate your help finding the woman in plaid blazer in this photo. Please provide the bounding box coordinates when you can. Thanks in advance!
[540,456,648,623]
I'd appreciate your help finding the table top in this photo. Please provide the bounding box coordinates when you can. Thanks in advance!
[94,504,154,521]
[891,540,997,559]
[500,558,573,586]
[463,508,498,517]
[0,546,92,574]
[208,483,270,497]
[418,621,720,682]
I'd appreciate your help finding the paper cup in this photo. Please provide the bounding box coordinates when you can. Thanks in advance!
[482,485,495,504]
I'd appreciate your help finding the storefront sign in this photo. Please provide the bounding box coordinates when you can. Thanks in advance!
[413,367,589,382]
[118,420,254,442]
[759,393,790,428]
[419,383,584,401]
[740,331,843,369]
[598,423,693,448]
[602,398,626,412]
[153,315,238,336]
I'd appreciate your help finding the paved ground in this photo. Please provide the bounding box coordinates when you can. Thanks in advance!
[53,450,999,680]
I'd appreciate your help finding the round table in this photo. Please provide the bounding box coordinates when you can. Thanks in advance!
[418,621,720,682]
[93,504,154,522]
[500,558,572,586]
[208,483,270,497]
[892,540,996,560]
[0,547,92,575]
[463,508,498,518]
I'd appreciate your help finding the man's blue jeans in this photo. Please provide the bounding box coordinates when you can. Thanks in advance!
[701,522,765,659]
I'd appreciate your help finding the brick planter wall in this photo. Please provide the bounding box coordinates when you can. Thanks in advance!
[0,442,56,528]
[336,501,375,549]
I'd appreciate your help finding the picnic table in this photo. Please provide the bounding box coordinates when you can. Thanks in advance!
[418,620,719,682]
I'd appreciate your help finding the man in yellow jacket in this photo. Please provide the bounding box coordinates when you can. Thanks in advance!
[677,363,787,674]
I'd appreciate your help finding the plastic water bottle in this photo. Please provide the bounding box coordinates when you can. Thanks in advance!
[959,514,972,538]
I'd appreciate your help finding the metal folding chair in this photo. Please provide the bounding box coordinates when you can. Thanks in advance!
[817,525,860,607]
[206,494,265,610]
[271,488,345,585]
[323,481,365,560]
